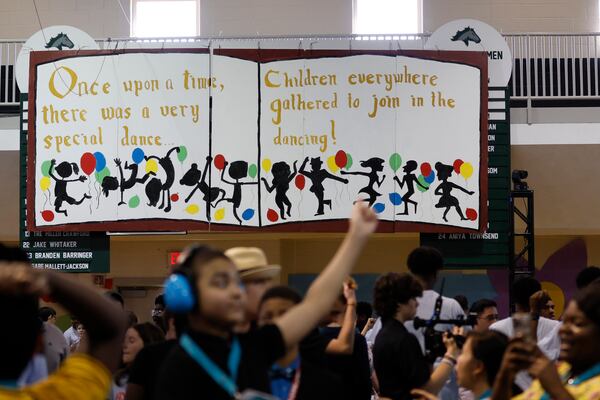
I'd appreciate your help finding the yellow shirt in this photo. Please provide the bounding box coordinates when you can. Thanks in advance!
[514,362,600,400]
[0,354,111,400]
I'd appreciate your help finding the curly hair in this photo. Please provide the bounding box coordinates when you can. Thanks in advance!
[373,273,423,321]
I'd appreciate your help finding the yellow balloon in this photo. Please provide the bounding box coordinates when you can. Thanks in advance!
[145,159,159,174]
[262,158,272,173]
[460,162,474,179]
[327,155,340,173]
[214,208,225,221]
[39,176,51,191]
[185,204,200,215]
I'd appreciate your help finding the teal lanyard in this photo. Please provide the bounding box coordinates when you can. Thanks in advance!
[540,362,600,400]
[180,333,242,398]
[478,389,492,400]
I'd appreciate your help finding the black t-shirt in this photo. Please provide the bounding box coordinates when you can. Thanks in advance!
[373,319,431,400]
[319,326,372,400]
[128,339,177,400]
[156,324,286,400]
[295,329,341,400]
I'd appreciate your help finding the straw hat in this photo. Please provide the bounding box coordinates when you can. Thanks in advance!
[225,247,281,281]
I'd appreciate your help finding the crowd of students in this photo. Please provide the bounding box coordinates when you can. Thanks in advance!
[1,202,600,399]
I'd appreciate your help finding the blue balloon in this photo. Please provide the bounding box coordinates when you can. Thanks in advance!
[373,203,385,214]
[389,192,403,206]
[93,151,106,172]
[242,208,255,221]
[425,171,435,184]
[132,148,145,164]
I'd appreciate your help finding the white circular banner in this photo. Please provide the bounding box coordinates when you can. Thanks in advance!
[16,25,99,93]
[425,19,512,87]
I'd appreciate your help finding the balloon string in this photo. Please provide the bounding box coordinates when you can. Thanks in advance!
[95,181,100,210]
[43,191,48,208]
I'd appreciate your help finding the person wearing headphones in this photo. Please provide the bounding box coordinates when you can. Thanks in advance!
[156,202,378,399]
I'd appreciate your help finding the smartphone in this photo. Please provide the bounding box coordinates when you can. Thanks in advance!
[512,312,533,342]
[238,389,279,400]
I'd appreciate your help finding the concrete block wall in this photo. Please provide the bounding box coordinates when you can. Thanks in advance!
[0,0,129,39]
[0,0,596,41]
[422,0,599,33]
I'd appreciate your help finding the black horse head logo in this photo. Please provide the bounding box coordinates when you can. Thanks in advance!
[450,27,481,47]
[45,33,75,50]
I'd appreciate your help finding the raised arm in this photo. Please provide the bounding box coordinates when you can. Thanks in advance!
[275,202,377,348]
[326,280,357,355]
[287,161,298,183]
[377,175,386,187]
[220,162,234,185]
[0,265,127,373]
[298,158,309,176]
[261,177,275,193]
[421,333,459,394]
[48,159,59,182]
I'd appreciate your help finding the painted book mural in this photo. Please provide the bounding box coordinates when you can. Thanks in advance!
[28,49,487,232]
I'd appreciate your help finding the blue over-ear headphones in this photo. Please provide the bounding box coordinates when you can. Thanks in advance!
[164,245,210,313]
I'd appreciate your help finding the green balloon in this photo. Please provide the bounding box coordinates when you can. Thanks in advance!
[177,146,188,162]
[248,163,258,179]
[389,153,402,173]
[417,175,429,192]
[128,195,140,208]
[95,167,111,184]
[345,153,353,170]
[40,160,52,177]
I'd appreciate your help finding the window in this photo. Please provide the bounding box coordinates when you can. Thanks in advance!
[353,0,422,35]
[131,0,199,38]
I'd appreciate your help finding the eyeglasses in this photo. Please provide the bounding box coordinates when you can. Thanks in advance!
[478,314,499,322]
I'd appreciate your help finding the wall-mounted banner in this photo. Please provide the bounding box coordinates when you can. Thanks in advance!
[28,49,487,233]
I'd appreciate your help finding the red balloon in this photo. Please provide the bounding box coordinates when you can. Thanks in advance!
[267,208,279,222]
[214,154,226,170]
[420,162,432,177]
[295,174,305,190]
[80,152,96,175]
[171,193,179,202]
[466,208,478,221]
[41,210,54,222]
[453,159,464,174]
[335,150,347,169]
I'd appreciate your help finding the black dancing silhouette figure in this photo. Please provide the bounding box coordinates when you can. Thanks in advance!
[341,157,386,207]
[262,160,297,220]
[394,160,428,215]
[49,159,91,216]
[111,158,153,205]
[180,156,226,221]
[299,157,348,216]
[215,160,258,225]
[434,162,474,222]
[144,147,180,213]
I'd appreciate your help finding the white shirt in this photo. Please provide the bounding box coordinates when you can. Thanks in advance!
[490,316,561,390]
[44,322,69,373]
[63,326,80,351]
